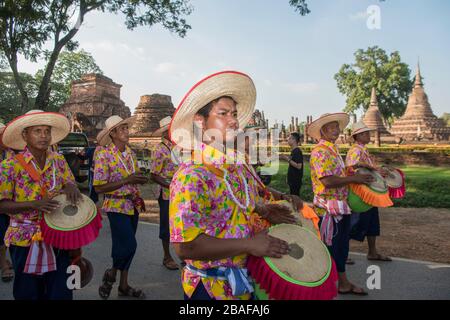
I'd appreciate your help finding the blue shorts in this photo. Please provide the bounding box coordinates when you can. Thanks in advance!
[107,210,139,271]
[0,214,9,247]
[9,245,72,300]
[319,215,351,273]
[350,207,380,242]
[158,191,170,242]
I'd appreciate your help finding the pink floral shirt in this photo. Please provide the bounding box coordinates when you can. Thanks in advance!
[93,144,141,216]
[150,141,179,200]
[345,143,375,174]
[0,148,75,247]
[310,139,348,216]
[169,143,262,300]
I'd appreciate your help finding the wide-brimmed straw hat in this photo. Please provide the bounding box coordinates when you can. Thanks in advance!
[307,112,349,141]
[169,71,257,150]
[350,121,375,137]
[96,115,136,146]
[151,116,172,137]
[2,110,70,150]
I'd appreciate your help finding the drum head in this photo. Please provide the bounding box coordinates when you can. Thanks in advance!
[266,224,330,284]
[383,167,403,188]
[356,167,387,193]
[45,194,97,231]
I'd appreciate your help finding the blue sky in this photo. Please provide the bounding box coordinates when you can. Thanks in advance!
[19,0,450,125]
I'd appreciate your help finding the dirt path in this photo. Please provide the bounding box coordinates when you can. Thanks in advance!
[138,184,450,264]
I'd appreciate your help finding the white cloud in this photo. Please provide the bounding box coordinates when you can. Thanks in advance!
[284,82,319,94]
[155,62,178,74]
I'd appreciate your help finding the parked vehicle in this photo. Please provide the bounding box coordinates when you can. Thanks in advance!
[57,132,90,183]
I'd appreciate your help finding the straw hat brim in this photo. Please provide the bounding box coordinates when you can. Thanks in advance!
[351,127,375,137]
[307,113,350,141]
[169,71,256,150]
[2,112,70,150]
[97,116,136,146]
[151,124,169,137]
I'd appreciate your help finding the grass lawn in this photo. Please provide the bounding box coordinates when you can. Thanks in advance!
[269,162,450,208]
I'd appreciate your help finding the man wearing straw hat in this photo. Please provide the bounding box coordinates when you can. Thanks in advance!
[308,113,373,296]
[0,122,15,283]
[150,116,180,270]
[345,121,391,262]
[94,115,148,299]
[0,110,81,300]
[169,71,296,300]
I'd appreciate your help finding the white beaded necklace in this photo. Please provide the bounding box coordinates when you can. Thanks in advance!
[222,168,250,210]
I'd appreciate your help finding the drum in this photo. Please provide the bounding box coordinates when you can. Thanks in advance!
[71,256,94,289]
[348,167,393,213]
[40,193,102,250]
[247,224,338,300]
[277,200,320,238]
[382,166,406,199]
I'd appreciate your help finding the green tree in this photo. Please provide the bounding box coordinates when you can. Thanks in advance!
[0,0,193,113]
[334,46,412,121]
[441,113,450,126]
[35,49,102,111]
[0,71,37,122]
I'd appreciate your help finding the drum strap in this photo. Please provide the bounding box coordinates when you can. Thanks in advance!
[14,154,57,275]
[185,264,254,296]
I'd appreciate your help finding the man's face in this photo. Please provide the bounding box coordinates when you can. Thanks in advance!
[355,131,371,144]
[110,124,130,144]
[23,125,52,151]
[321,121,341,141]
[198,97,239,145]
[288,135,297,147]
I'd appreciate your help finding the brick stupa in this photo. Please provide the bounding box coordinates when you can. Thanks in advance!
[390,64,450,141]
[59,74,131,141]
[362,87,390,135]
[129,94,175,137]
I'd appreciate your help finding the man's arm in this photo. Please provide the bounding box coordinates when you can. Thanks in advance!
[173,232,290,261]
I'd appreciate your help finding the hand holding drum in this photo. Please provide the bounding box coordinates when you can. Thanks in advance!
[248,229,290,258]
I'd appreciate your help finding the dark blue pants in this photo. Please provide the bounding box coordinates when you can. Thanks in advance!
[319,214,351,273]
[158,191,170,242]
[184,281,215,300]
[9,245,72,300]
[350,207,380,242]
[107,210,139,271]
[0,214,9,246]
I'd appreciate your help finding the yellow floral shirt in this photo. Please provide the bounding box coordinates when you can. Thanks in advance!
[345,143,375,174]
[93,144,141,216]
[310,139,348,216]
[0,148,75,247]
[150,141,179,200]
[169,143,262,300]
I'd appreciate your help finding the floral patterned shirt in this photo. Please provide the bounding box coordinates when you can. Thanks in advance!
[1,148,15,162]
[150,141,179,200]
[0,148,75,247]
[345,143,375,174]
[310,139,348,216]
[169,143,262,300]
[93,143,141,216]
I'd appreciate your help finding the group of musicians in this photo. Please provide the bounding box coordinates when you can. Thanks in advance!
[0,71,392,300]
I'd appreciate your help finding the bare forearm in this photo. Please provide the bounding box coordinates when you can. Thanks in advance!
[0,200,36,214]
[174,234,250,261]
[150,173,170,189]
[320,175,356,188]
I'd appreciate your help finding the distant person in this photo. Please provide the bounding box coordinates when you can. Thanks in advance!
[94,115,148,299]
[0,122,15,283]
[150,117,180,271]
[346,122,391,263]
[280,132,304,196]
[85,145,99,204]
